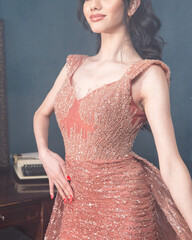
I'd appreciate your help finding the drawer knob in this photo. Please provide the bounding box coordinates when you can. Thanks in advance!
[0,214,5,221]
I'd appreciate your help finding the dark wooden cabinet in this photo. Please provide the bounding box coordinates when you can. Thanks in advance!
[0,167,54,240]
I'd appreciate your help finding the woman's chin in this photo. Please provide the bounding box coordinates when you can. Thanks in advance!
[91,30,102,34]
[89,27,106,34]
[89,25,116,34]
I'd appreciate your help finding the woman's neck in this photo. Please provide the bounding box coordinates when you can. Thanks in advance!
[96,31,142,63]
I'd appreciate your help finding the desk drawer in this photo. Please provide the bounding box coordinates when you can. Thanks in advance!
[0,203,41,228]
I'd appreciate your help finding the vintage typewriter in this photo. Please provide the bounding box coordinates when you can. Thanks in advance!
[12,152,48,180]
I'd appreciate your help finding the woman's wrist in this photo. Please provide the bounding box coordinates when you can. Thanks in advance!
[38,147,49,158]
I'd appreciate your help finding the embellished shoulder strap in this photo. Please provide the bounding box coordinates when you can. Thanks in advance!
[65,54,86,78]
[129,59,171,87]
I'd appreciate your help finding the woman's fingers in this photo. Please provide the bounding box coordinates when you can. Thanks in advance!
[39,150,74,202]
[54,181,68,202]
[57,174,73,199]
[60,162,72,183]
[55,155,69,178]
[49,178,54,199]
[54,154,73,197]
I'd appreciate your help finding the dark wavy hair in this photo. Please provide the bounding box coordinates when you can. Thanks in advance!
[77,0,167,132]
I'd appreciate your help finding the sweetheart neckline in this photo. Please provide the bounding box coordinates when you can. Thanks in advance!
[69,54,145,103]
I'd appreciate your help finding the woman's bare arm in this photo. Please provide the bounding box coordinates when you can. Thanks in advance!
[140,64,192,232]
[33,62,74,202]
[33,63,67,152]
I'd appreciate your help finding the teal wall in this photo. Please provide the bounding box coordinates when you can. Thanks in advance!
[0,0,191,174]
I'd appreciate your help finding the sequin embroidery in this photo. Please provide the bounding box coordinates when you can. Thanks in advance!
[45,54,192,240]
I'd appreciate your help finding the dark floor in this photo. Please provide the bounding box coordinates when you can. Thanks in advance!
[0,227,32,240]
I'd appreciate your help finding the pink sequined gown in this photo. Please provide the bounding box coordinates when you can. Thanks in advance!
[45,54,192,239]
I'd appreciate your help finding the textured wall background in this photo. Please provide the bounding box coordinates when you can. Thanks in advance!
[0,0,191,174]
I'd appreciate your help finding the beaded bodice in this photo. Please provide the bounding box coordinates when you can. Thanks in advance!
[54,54,170,162]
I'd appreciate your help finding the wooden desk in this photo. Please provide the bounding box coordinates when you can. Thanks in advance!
[0,167,54,240]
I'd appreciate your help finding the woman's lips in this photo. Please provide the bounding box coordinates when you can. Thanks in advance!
[90,14,106,22]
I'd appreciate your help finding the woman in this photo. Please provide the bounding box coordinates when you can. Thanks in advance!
[33,0,192,239]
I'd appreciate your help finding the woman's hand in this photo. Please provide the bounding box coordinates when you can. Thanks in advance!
[38,148,73,203]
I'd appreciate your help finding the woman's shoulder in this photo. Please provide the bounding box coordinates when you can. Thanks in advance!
[133,58,171,87]
[63,54,88,70]
[66,53,88,63]
[142,58,170,70]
